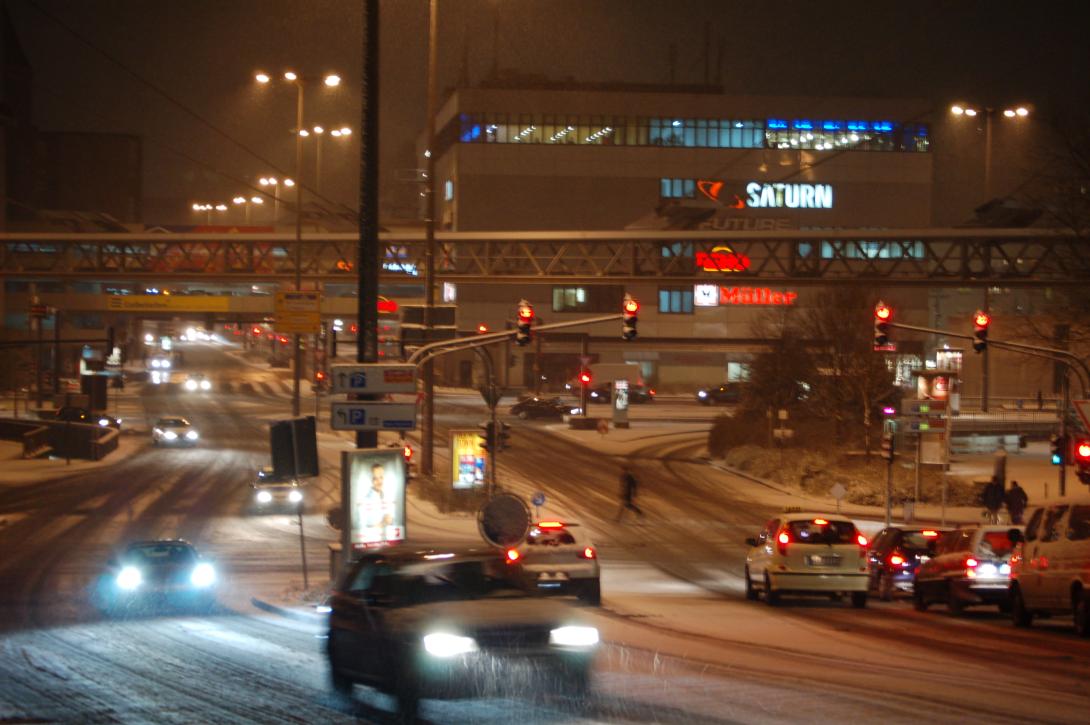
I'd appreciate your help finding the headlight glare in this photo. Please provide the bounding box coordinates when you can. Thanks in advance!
[185,430,199,440]
[190,562,216,588]
[256,490,273,504]
[185,380,198,391]
[117,566,142,590]
[550,625,599,648]
[288,490,303,503]
[98,418,110,427]
[163,431,178,440]
[200,380,212,391]
[423,632,478,657]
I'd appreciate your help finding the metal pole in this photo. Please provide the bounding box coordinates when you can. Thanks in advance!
[297,508,310,591]
[471,347,498,494]
[885,453,893,527]
[983,109,993,200]
[981,288,989,413]
[35,313,43,407]
[1060,369,1069,497]
[580,335,588,417]
[421,0,439,477]
[52,309,61,395]
[315,133,323,196]
[291,80,306,418]
[533,325,543,396]
[915,433,923,521]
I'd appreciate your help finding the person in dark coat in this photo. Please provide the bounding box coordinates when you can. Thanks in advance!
[1005,480,1028,525]
[982,478,1004,524]
[615,465,643,521]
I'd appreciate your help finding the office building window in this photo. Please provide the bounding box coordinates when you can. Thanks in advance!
[658,286,693,314]
[553,286,587,312]
[660,178,696,199]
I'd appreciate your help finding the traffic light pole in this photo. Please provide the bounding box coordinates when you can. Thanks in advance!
[1060,369,1068,497]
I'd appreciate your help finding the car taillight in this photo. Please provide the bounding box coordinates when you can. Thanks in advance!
[579,546,596,560]
[777,529,791,556]
[965,557,978,568]
[856,533,868,548]
[536,521,565,529]
[889,552,906,567]
[964,556,979,577]
[505,549,521,563]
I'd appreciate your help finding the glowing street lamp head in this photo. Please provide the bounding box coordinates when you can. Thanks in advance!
[255,72,270,84]
[298,129,310,137]
[324,74,341,87]
[215,204,228,211]
[964,108,978,117]
[283,178,295,187]
[233,196,246,204]
[192,203,202,211]
[1003,109,1016,118]
[312,125,324,134]
[339,127,352,136]
[283,70,298,81]
[1015,106,1029,117]
[950,105,964,115]
[251,196,264,204]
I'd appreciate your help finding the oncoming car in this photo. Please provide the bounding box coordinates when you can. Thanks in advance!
[251,466,305,511]
[744,512,870,607]
[326,548,599,719]
[506,520,600,605]
[184,373,212,392]
[152,417,199,446]
[95,539,217,613]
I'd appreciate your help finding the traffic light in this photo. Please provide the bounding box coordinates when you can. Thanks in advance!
[973,310,990,353]
[252,326,263,336]
[622,294,639,341]
[479,421,496,452]
[402,443,413,463]
[1050,434,1067,465]
[1075,439,1090,484]
[579,370,592,386]
[873,302,892,348]
[314,370,327,391]
[515,300,534,346]
[477,323,489,334]
[106,326,115,358]
[496,422,511,451]
[880,433,895,462]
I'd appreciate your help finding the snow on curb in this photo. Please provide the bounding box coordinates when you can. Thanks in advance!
[250,595,326,624]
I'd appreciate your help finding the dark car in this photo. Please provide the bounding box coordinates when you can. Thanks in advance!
[867,526,951,600]
[53,406,121,430]
[509,396,578,420]
[913,525,1022,614]
[95,539,217,614]
[587,383,654,404]
[326,547,599,719]
[696,383,745,405]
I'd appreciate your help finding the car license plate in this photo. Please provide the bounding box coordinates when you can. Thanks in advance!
[807,555,841,567]
[537,572,569,581]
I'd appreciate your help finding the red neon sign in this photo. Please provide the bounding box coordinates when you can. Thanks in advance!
[377,296,398,314]
[696,245,751,273]
[719,287,798,306]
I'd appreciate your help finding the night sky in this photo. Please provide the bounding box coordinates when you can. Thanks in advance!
[5,0,1088,222]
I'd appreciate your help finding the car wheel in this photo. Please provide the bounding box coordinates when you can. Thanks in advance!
[878,572,894,602]
[850,591,868,609]
[744,567,758,601]
[1011,585,1033,628]
[579,579,601,607]
[763,573,779,606]
[947,584,964,615]
[1074,590,1090,638]
[913,585,928,612]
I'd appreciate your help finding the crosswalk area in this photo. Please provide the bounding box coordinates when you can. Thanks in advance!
[138,379,294,398]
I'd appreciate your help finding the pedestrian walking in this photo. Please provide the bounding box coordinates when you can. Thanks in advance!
[615,465,643,521]
[1036,389,1044,411]
[981,477,1004,524]
[1005,480,1029,525]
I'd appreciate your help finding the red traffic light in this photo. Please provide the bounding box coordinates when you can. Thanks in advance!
[402,444,413,461]
[624,298,639,315]
[252,326,262,335]
[579,371,592,385]
[974,311,991,328]
[315,371,326,381]
[1076,441,1090,462]
[517,303,534,322]
[477,323,489,334]
[875,302,892,321]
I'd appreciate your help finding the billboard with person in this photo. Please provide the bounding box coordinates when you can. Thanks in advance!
[343,448,406,549]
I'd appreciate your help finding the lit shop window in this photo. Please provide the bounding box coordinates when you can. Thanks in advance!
[660,178,696,198]
[443,179,454,201]
[765,119,929,152]
[658,287,694,314]
[552,286,587,312]
[819,240,926,259]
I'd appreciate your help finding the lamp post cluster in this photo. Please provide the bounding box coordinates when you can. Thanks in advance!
[948,102,1032,199]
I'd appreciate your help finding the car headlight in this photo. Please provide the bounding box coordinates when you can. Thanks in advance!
[164,431,178,440]
[98,418,110,427]
[288,490,303,503]
[549,626,599,648]
[1000,563,1011,576]
[256,490,273,504]
[116,566,143,591]
[423,632,478,657]
[200,380,211,391]
[151,360,161,369]
[697,390,707,398]
[161,361,171,369]
[185,430,199,440]
[185,380,198,391]
[190,562,216,588]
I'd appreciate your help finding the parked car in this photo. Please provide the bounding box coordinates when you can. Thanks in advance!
[52,407,121,430]
[1008,497,1090,636]
[913,525,1021,614]
[744,512,870,607]
[509,397,578,420]
[867,526,952,600]
[587,383,654,404]
[696,383,745,405]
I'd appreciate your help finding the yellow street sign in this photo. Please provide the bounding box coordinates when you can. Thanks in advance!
[275,291,321,334]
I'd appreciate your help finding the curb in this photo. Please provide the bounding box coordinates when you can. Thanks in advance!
[250,596,326,624]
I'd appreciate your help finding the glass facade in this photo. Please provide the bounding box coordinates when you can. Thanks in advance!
[658,286,694,314]
[452,114,929,153]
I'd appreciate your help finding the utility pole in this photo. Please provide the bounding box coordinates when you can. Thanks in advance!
[421,0,439,477]
[291,76,306,418]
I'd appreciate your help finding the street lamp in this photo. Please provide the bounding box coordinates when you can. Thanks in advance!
[232,195,265,224]
[190,202,228,225]
[254,67,342,417]
[294,124,352,193]
[948,102,1032,199]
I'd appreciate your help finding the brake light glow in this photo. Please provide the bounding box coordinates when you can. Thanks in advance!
[813,518,829,525]
[889,553,906,566]
[579,546,596,560]
[965,557,978,568]
[536,521,565,529]
[856,533,868,547]
[505,549,521,563]
[921,530,940,538]
[777,529,791,555]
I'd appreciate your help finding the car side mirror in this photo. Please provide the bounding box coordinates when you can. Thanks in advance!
[1007,528,1024,544]
[745,537,758,547]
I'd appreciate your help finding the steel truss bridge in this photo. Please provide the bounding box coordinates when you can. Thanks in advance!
[0,228,1086,287]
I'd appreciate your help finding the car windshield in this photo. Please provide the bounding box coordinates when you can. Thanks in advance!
[788,519,857,544]
[125,543,197,566]
[976,531,1015,559]
[398,560,528,604]
[527,528,576,546]
[902,532,942,551]
[157,418,188,427]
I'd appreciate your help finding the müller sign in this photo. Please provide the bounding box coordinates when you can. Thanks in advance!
[719,286,798,305]
[745,182,833,209]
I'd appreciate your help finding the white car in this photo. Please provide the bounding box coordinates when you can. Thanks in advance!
[152,417,199,446]
[506,520,600,605]
[184,374,212,392]
[745,511,870,607]
[1009,496,1090,636]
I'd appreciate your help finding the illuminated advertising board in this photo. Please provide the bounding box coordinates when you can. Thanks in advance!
[450,430,487,489]
[343,449,406,549]
[696,179,835,210]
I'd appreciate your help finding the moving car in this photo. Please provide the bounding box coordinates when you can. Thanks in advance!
[587,383,654,404]
[913,525,1020,614]
[696,383,745,405]
[152,417,199,446]
[867,526,951,600]
[96,539,217,613]
[1008,497,1090,636]
[508,396,578,420]
[506,520,600,605]
[184,373,212,392]
[326,547,599,719]
[52,406,122,430]
[744,512,870,607]
[252,465,305,511]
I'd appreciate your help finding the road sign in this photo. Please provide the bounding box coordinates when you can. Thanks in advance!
[1075,400,1090,432]
[331,364,416,394]
[531,492,546,507]
[330,402,417,431]
[29,303,49,318]
[907,418,946,432]
[830,483,846,501]
[905,399,947,416]
[275,291,321,334]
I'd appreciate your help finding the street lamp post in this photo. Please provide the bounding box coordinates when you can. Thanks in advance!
[297,125,351,197]
[191,202,228,225]
[256,69,341,417]
[232,195,265,224]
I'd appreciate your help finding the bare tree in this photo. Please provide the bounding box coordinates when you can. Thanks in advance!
[743,308,815,416]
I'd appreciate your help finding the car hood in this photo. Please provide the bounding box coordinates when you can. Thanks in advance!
[385,596,589,632]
